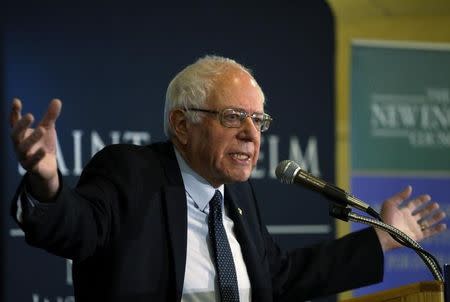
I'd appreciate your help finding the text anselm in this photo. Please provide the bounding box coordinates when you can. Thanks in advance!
[18,131,321,178]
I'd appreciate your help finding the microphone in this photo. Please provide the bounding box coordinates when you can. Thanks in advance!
[276,160,445,281]
[275,160,380,218]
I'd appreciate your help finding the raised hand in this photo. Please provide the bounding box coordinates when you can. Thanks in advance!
[375,186,447,252]
[10,98,62,200]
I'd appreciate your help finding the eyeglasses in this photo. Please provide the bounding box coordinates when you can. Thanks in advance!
[186,107,273,132]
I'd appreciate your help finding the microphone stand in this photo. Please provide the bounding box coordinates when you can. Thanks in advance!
[329,204,444,282]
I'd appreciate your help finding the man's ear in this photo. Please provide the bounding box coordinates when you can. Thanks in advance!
[169,109,189,145]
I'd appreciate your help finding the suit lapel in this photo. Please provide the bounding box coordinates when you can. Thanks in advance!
[159,142,187,301]
[164,187,187,301]
[225,184,272,302]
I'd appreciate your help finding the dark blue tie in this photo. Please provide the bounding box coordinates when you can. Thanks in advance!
[208,190,240,302]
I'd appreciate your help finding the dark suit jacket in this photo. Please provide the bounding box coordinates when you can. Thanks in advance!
[12,142,383,301]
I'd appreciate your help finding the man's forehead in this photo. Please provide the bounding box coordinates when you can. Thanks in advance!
[208,89,264,108]
[212,70,262,94]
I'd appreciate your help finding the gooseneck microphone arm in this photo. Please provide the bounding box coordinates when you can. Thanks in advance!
[276,159,443,282]
[330,204,443,281]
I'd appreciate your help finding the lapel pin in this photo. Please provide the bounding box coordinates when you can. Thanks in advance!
[237,208,243,216]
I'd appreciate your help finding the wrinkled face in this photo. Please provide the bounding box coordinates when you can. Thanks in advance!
[184,68,264,187]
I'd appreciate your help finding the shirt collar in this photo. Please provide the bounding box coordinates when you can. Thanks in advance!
[174,147,224,212]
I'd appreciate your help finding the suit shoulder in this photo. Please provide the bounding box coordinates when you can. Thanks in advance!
[93,142,172,162]
[81,142,174,175]
[78,142,174,185]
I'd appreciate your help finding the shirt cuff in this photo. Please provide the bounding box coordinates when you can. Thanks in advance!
[16,187,40,223]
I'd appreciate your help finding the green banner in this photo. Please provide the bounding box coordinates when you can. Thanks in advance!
[351,41,450,173]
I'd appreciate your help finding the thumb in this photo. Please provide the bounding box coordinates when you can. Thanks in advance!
[40,99,62,127]
[384,185,412,207]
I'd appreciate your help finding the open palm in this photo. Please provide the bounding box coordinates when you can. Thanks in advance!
[10,98,62,198]
[378,186,447,251]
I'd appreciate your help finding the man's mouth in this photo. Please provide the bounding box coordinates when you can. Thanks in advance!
[230,152,251,161]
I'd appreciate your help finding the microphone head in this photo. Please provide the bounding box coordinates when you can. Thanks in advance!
[275,160,301,184]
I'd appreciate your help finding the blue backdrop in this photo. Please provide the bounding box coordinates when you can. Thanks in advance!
[2,1,336,301]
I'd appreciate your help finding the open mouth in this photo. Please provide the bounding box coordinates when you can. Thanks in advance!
[230,152,251,161]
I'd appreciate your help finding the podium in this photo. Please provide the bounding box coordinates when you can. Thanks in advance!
[343,281,444,302]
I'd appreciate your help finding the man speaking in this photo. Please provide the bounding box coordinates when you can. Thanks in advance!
[9,55,446,301]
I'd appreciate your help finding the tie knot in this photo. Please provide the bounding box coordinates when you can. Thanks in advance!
[210,190,223,211]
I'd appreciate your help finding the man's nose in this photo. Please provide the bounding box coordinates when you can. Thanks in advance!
[238,116,259,140]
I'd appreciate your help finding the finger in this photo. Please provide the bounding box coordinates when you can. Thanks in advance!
[420,210,447,230]
[423,223,447,238]
[385,185,412,206]
[21,148,46,172]
[10,98,23,127]
[428,210,447,225]
[40,99,62,127]
[407,194,432,211]
[10,113,35,144]
[413,201,439,219]
[16,127,45,156]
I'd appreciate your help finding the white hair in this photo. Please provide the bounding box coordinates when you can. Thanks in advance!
[163,55,265,137]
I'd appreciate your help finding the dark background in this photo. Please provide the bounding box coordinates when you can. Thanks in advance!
[2,1,335,301]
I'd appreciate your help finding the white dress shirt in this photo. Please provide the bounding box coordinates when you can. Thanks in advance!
[175,150,251,302]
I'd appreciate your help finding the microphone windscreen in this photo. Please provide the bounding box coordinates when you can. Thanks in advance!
[275,160,300,184]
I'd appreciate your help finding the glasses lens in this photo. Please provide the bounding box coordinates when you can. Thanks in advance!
[260,121,268,132]
[221,109,243,127]
[220,108,272,132]
[260,114,272,132]
[250,113,264,130]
